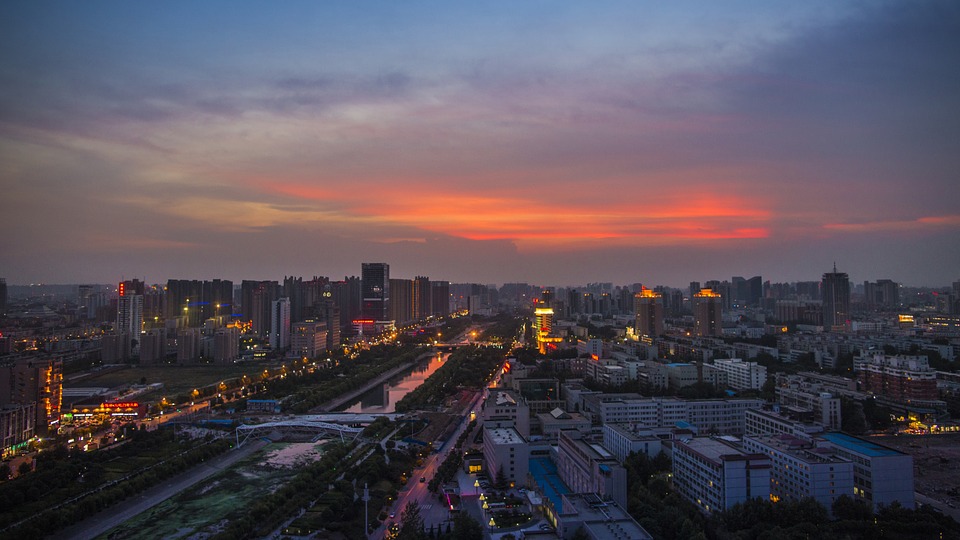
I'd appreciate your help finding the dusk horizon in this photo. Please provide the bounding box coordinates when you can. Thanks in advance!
[2,1,959,288]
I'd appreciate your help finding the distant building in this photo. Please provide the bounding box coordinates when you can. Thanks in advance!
[290,320,327,360]
[854,353,938,403]
[693,289,723,337]
[712,358,767,391]
[270,297,291,350]
[672,436,771,513]
[821,266,850,330]
[634,288,664,338]
[361,263,390,322]
[213,327,240,364]
[1,403,36,457]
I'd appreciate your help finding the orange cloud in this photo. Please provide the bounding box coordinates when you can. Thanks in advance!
[823,215,960,233]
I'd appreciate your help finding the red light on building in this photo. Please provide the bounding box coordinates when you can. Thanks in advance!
[102,401,139,409]
[119,282,126,297]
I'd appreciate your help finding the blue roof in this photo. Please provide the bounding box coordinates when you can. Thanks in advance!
[529,458,571,513]
[666,363,688,367]
[821,432,903,457]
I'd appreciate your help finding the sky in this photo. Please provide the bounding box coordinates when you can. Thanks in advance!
[1,1,958,288]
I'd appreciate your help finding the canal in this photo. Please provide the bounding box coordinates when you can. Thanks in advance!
[342,352,449,413]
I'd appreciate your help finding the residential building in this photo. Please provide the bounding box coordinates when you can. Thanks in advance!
[601,423,663,462]
[361,262,390,322]
[290,319,328,360]
[855,353,938,403]
[634,288,664,338]
[270,297,291,351]
[693,288,723,337]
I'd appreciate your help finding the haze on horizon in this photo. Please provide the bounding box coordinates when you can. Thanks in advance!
[1,1,958,288]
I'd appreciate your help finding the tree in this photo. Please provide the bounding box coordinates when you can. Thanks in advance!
[832,495,872,521]
[450,513,483,540]
[397,501,426,540]
[0,463,10,480]
[495,465,507,490]
[18,461,32,476]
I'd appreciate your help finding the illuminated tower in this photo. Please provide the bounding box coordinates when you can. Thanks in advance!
[533,307,555,354]
[693,288,722,337]
[634,287,664,338]
[821,265,850,330]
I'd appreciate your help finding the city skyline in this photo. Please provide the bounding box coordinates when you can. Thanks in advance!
[2,2,959,287]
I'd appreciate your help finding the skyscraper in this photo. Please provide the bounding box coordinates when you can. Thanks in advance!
[822,265,850,330]
[270,297,291,350]
[361,263,390,322]
[693,288,723,337]
[634,288,664,338]
[413,276,431,320]
[0,278,7,316]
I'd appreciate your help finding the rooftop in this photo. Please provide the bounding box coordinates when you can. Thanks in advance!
[820,432,904,458]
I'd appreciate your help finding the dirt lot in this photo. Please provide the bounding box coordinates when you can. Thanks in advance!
[874,433,960,509]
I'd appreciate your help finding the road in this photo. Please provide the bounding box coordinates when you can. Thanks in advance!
[54,438,268,540]
[374,384,489,539]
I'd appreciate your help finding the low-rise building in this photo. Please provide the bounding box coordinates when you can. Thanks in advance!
[817,432,914,511]
[557,493,653,540]
[743,434,854,511]
[482,426,529,486]
[672,436,771,514]
[556,430,627,508]
[601,423,664,462]
[713,358,767,391]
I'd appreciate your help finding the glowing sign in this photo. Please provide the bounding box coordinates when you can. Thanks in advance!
[102,402,139,409]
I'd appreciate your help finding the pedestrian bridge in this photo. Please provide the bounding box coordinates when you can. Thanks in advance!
[235,418,364,447]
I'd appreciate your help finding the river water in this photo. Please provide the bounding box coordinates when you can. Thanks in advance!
[342,353,448,413]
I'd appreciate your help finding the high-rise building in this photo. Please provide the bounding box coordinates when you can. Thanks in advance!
[0,356,63,435]
[291,320,327,360]
[821,265,850,330]
[0,278,6,316]
[270,298,291,350]
[167,279,234,327]
[430,280,450,316]
[412,276,431,320]
[389,278,414,325]
[361,263,390,322]
[634,288,663,338]
[863,279,899,309]
[693,288,723,337]
[116,292,143,359]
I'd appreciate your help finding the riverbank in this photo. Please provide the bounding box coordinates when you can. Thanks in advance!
[313,351,435,413]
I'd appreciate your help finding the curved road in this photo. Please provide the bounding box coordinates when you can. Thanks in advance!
[54,438,268,540]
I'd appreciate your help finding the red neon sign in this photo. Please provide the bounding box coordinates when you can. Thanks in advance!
[102,402,139,409]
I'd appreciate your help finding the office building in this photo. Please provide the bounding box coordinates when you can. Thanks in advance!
[412,276,431,320]
[693,288,722,337]
[361,263,390,322]
[673,436,771,513]
[1,403,36,458]
[389,278,413,325]
[817,432,914,511]
[634,288,664,338]
[595,397,764,435]
[821,266,850,330]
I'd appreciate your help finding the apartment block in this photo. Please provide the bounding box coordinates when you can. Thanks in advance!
[672,436,771,513]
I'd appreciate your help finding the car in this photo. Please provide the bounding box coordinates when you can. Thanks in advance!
[420,476,426,483]
[539,523,553,531]
[389,512,396,518]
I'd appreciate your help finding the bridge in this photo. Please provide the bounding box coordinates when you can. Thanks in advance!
[235,418,364,447]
